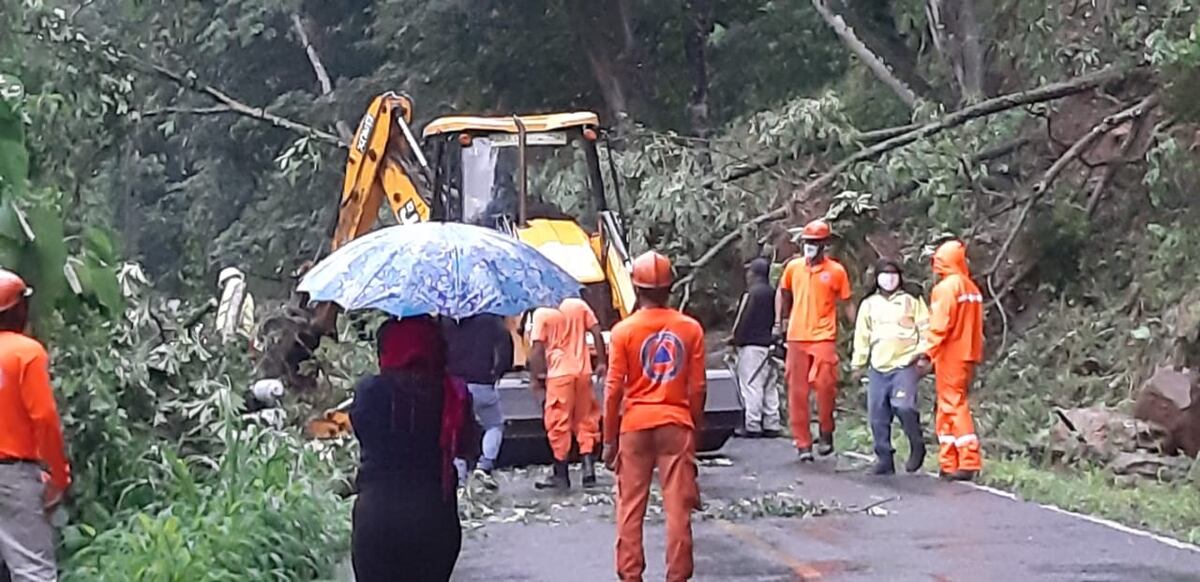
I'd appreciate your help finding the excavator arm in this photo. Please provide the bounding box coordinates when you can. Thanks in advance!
[332,92,432,251]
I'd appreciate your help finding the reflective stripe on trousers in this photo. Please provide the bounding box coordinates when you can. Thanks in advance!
[934,360,982,472]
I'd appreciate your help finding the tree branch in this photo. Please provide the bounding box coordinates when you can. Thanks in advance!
[28,12,345,148]
[675,66,1136,288]
[141,105,234,118]
[289,13,353,143]
[1087,105,1155,218]
[986,93,1158,279]
[698,123,922,189]
[812,0,921,108]
[138,58,344,147]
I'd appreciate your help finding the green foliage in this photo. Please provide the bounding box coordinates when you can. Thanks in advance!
[982,458,1200,544]
[63,426,350,582]
[49,277,350,580]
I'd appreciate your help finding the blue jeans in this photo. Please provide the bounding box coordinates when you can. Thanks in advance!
[468,383,504,471]
[867,364,923,462]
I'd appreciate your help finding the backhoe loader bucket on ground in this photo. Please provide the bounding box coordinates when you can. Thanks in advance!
[494,368,742,467]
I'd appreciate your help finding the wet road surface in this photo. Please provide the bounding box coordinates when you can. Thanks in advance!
[447,438,1200,582]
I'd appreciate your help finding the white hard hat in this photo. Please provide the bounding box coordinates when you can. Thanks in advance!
[218,267,244,286]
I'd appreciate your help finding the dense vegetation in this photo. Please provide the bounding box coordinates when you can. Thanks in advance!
[4,0,1200,577]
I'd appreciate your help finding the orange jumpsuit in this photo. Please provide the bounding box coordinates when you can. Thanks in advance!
[779,257,851,448]
[604,307,706,582]
[531,299,602,460]
[926,241,985,473]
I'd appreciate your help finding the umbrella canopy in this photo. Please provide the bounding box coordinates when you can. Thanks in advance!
[298,222,580,318]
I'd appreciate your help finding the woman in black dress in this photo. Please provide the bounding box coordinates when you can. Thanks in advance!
[350,316,480,582]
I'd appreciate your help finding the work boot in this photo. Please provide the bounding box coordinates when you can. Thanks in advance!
[581,454,597,488]
[816,432,835,456]
[797,447,815,463]
[905,440,927,474]
[946,470,978,482]
[762,429,783,439]
[535,462,570,490]
[870,455,895,475]
[734,428,763,439]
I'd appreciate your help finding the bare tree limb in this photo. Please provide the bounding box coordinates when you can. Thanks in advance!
[986,93,1158,279]
[1087,105,1156,218]
[675,66,1135,289]
[812,0,920,108]
[136,58,345,147]
[27,12,346,148]
[141,105,234,117]
[289,13,354,143]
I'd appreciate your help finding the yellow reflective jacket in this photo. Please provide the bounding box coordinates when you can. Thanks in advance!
[851,291,929,372]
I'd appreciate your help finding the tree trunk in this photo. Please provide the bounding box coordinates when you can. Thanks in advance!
[683,0,714,168]
[811,0,924,109]
[568,0,647,135]
[927,0,987,103]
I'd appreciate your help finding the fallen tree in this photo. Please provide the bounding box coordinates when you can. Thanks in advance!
[674,66,1138,290]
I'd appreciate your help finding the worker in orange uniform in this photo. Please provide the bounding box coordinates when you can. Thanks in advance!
[921,239,985,481]
[776,220,854,461]
[530,297,607,490]
[603,251,706,582]
[0,269,70,581]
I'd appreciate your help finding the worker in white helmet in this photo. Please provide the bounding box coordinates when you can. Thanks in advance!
[216,267,256,348]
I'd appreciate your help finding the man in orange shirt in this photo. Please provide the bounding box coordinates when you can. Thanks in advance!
[603,251,705,582]
[921,239,985,481]
[0,269,70,581]
[776,220,854,461]
[530,297,607,490]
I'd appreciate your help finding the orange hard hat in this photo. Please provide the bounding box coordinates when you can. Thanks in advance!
[0,269,31,312]
[799,220,832,241]
[630,251,674,289]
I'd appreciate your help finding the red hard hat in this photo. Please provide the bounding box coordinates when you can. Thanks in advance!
[800,220,832,241]
[0,269,31,312]
[630,251,674,289]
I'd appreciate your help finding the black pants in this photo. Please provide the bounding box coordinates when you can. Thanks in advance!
[352,483,461,582]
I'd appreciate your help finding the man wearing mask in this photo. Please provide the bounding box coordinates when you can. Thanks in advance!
[851,259,929,475]
[922,240,985,481]
[0,269,70,582]
[776,220,854,461]
[729,258,781,438]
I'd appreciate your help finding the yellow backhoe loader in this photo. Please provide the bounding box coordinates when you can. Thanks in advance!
[303,93,741,463]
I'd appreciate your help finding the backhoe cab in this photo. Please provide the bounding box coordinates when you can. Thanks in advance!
[304,93,741,464]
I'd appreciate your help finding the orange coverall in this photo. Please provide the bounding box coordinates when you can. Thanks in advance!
[604,307,706,582]
[926,241,985,473]
[779,257,851,448]
[532,300,602,460]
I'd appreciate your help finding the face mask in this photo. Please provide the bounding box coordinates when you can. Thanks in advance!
[877,272,900,292]
[803,244,820,259]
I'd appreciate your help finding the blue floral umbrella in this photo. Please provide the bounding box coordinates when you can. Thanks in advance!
[298,222,580,318]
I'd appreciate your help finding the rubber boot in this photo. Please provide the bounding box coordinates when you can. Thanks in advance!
[581,454,597,488]
[896,409,926,473]
[535,461,570,490]
[816,431,835,456]
[870,454,895,475]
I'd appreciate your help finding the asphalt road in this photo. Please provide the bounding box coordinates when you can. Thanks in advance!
[439,438,1200,582]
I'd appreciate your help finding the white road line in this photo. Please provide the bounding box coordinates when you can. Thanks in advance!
[840,450,1200,553]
